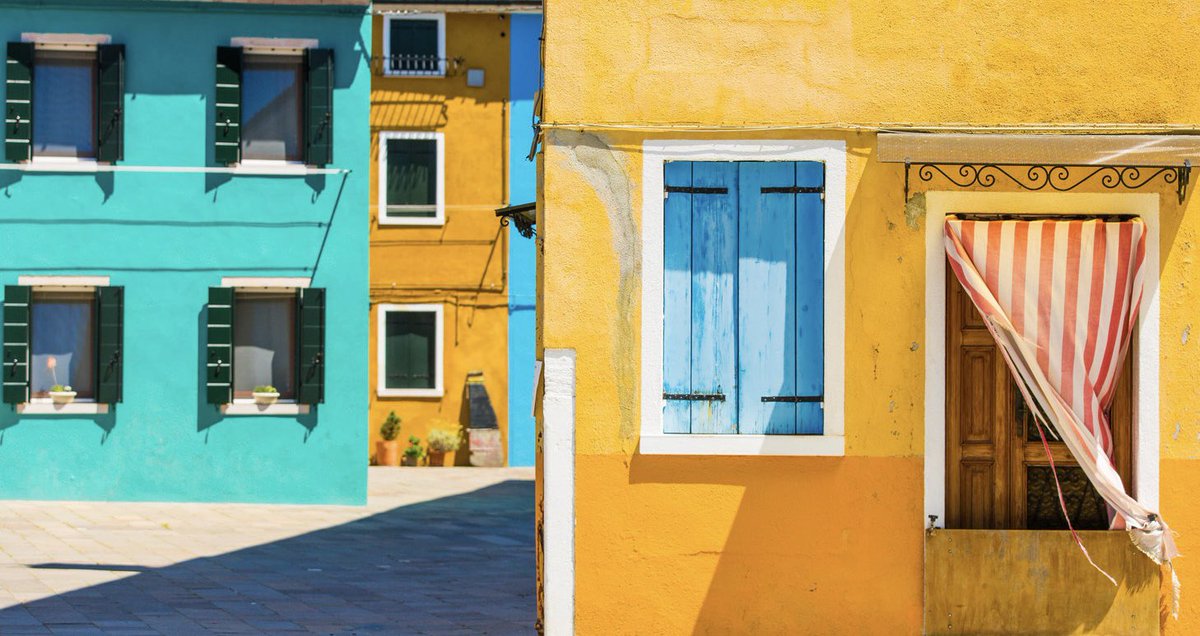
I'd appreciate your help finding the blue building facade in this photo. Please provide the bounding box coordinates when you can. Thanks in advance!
[0,0,370,503]
[507,12,541,468]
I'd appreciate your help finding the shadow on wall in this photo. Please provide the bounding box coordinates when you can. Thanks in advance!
[0,480,536,633]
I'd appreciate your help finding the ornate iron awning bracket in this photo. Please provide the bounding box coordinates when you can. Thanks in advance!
[904,160,1192,205]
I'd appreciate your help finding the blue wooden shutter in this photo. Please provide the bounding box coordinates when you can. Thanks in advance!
[735,161,825,435]
[214,46,242,166]
[304,48,333,167]
[662,161,738,434]
[206,287,234,405]
[95,44,124,163]
[95,286,124,404]
[5,42,34,163]
[2,285,30,404]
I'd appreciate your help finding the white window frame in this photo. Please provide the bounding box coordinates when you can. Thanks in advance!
[377,303,444,398]
[16,275,110,414]
[381,13,446,78]
[377,131,445,226]
[22,34,108,166]
[922,191,1160,527]
[639,140,847,456]
[219,276,311,416]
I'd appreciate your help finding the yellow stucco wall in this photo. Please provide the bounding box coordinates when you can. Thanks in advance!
[540,1,1200,632]
[370,13,512,464]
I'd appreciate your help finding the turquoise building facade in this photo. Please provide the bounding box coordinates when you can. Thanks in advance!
[0,0,370,504]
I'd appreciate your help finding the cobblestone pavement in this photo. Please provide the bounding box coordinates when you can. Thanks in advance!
[0,467,535,635]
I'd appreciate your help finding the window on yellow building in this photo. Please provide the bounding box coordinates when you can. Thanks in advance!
[378,131,444,226]
[377,304,443,398]
[382,13,445,77]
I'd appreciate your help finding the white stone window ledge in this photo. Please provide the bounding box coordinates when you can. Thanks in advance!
[638,434,845,457]
[18,402,109,415]
[222,402,310,416]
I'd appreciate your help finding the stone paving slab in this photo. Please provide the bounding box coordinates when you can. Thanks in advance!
[0,468,536,635]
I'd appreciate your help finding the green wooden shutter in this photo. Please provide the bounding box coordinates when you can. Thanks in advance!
[214,46,242,166]
[206,287,234,405]
[388,19,440,73]
[384,310,436,389]
[304,48,333,167]
[95,286,124,404]
[96,44,124,164]
[2,286,30,404]
[296,287,325,404]
[5,42,34,163]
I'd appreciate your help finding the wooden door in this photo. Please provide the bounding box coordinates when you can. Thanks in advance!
[945,268,1132,529]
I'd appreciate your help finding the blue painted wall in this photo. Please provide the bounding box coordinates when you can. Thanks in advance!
[506,13,541,467]
[0,1,370,503]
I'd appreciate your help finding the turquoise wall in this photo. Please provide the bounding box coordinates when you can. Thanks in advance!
[0,1,370,504]
[507,13,541,468]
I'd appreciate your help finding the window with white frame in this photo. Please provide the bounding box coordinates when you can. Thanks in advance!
[383,14,446,77]
[378,131,444,224]
[377,304,443,397]
[641,141,846,456]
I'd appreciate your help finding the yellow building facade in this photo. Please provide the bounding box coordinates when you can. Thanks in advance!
[537,1,1200,633]
[369,9,513,465]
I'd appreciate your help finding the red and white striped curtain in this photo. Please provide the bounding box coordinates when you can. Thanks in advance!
[944,217,1179,605]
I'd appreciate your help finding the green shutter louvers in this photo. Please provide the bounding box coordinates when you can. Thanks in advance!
[206,287,234,405]
[5,42,34,163]
[96,44,125,164]
[214,46,242,166]
[3,286,30,405]
[95,286,124,404]
[304,48,333,167]
[296,287,325,405]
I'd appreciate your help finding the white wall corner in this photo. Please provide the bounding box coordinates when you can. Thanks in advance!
[542,348,576,635]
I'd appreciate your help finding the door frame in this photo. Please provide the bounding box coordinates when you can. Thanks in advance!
[923,191,1161,527]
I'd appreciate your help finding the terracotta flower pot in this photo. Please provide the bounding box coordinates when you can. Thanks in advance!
[427,450,446,467]
[402,455,420,467]
[376,440,401,466]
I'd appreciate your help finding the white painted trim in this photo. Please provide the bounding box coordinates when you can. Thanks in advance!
[381,13,447,78]
[542,348,575,635]
[230,37,318,54]
[18,276,109,287]
[222,402,310,416]
[221,277,310,289]
[236,160,308,174]
[18,402,108,415]
[22,33,110,48]
[30,156,99,167]
[377,131,445,226]
[639,139,847,456]
[376,303,445,398]
[922,191,1161,526]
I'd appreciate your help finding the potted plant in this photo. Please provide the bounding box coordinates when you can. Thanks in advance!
[45,356,75,404]
[252,385,280,405]
[48,384,76,404]
[376,411,402,467]
[425,424,462,467]
[402,435,423,467]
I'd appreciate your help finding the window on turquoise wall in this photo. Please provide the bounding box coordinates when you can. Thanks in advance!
[233,292,297,400]
[384,14,445,76]
[241,54,304,163]
[662,161,826,435]
[378,304,443,398]
[30,291,96,399]
[32,49,96,159]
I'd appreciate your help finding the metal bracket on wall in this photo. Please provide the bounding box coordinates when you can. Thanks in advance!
[903,159,1192,204]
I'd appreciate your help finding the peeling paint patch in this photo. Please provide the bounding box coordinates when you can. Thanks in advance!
[1183,324,1191,345]
[1174,422,1182,441]
[904,191,926,230]
[910,341,920,352]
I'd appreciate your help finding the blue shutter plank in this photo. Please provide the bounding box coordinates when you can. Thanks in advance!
[795,161,825,434]
[689,162,738,434]
[737,161,798,434]
[662,161,693,433]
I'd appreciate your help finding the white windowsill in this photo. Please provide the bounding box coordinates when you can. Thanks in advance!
[18,401,108,415]
[638,433,845,457]
[377,388,444,399]
[378,215,445,227]
[222,401,310,416]
[234,160,310,175]
[24,157,100,172]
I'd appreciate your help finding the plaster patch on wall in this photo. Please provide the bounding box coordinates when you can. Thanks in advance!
[1183,324,1191,345]
[905,191,926,230]
[552,130,641,444]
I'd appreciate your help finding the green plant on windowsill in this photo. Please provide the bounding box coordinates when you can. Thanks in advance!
[252,385,280,405]
[48,384,76,404]
[403,435,423,467]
